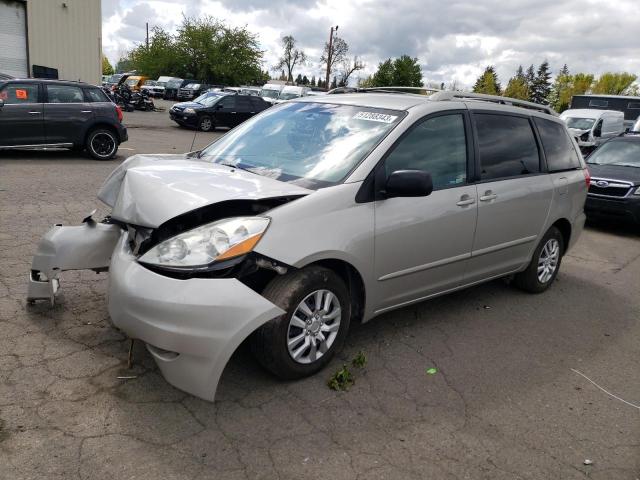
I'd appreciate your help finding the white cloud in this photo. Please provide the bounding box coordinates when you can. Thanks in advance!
[102,0,640,88]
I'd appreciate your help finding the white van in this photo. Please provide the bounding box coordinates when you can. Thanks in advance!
[261,83,285,104]
[560,109,624,149]
[274,85,310,103]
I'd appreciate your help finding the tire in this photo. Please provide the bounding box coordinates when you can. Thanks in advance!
[251,266,351,380]
[198,115,214,132]
[85,128,118,160]
[514,226,564,293]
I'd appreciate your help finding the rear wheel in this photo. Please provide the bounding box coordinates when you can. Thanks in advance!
[251,266,351,379]
[198,115,214,132]
[514,226,564,293]
[85,128,118,160]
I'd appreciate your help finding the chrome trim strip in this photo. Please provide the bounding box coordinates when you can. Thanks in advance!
[0,143,73,149]
[375,268,522,315]
[471,235,537,258]
[588,177,634,198]
[378,252,471,281]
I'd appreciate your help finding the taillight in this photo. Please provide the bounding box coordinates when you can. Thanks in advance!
[115,105,123,122]
[583,168,591,189]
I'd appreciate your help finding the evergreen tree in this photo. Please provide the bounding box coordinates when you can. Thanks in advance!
[525,64,536,100]
[391,55,423,87]
[310,75,316,87]
[548,64,572,112]
[371,59,394,86]
[331,76,338,89]
[302,75,309,85]
[531,60,552,104]
[295,73,303,85]
[472,66,501,95]
[503,65,529,100]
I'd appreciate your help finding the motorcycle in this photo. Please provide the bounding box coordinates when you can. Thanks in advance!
[130,88,155,111]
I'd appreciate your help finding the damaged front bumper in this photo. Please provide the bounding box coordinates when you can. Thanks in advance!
[27,218,121,305]
[28,219,285,401]
[108,234,285,400]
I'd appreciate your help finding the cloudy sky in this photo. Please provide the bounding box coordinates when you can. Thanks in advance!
[102,0,639,87]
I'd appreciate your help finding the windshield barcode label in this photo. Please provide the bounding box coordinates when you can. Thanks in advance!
[353,112,397,123]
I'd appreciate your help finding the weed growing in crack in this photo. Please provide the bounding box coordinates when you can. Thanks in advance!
[327,365,354,391]
[352,350,367,368]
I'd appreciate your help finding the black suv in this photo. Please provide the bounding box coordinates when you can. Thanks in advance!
[177,82,211,101]
[0,79,128,160]
[170,93,270,131]
[585,134,640,224]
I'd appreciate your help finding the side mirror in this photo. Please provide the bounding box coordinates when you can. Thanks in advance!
[383,170,433,198]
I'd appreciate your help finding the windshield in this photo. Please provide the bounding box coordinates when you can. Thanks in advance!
[143,80,156,86]
[199,102,403,189]
[279,92,301,100]
[587,140,640,167]
[125,78,139,86]
[633,118,640,132]
[195,93,222,107]
[565,117,595,130]
[166,80,182,88]
[262,89,280,99]
[109,74,123,83]
[184,83,200,89]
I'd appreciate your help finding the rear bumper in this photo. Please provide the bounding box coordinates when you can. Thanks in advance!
[107,234,284,401]
[116,123,128,143]
[585,195,640,224]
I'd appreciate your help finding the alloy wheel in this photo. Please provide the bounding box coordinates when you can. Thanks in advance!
[537,238,560,283]
[91,133,116,158]
[287,289,341,364]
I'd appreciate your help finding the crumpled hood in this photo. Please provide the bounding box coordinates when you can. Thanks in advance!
[98,154,312,227]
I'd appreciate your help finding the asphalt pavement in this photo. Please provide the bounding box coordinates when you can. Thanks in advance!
[0,101,638,479]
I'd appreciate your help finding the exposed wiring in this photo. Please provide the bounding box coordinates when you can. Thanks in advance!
[571,368,640,411]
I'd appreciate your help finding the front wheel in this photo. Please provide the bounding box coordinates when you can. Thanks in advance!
[85,128,118,160]
[514,226,564,293]
[198,115,214,132]
[251,266,351,379]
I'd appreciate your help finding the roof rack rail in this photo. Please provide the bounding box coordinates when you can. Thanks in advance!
[430,91,557,116]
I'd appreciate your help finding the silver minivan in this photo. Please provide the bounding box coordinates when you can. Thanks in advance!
[28,91,589,401]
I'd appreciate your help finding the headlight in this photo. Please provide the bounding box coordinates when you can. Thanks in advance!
[634,186,640,195]
[138,217,270,269]
[183,107,196,114]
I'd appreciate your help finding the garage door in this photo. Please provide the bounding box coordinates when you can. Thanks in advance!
[0,0,28,78]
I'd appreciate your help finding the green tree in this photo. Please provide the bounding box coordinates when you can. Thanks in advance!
[392,55,423,87]
[572,73,594,95]
[548,64,572,112]
[310,75,316,87]
[371,59,395,86]
[102,55,114,75]
[295,73,303,84]
[531,60,551,104]
[302,75,309,85]
[503,66,529,100]
[472,66,501,95]
[331,76,338,89]
[274,35,306,83]
[525,64,536,99]
[592,72,638,95]
[125,17,264,85]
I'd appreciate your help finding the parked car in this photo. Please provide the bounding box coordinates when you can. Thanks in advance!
[140,80,165,98]
[177,82,211,101]
[163,78,185,100]
[123,75,149,92]
[261,83,285,104]
[584,134,640,225]
[27,91,587,401]
[632,115,640,133]
[274,85,310,103]
[170,93,269,131]
[0,79,127,159]
[560,109,625,153]
[103,73,125,90]
[240,86,262,96]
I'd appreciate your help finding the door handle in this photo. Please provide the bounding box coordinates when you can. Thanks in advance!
[480,191,497,202]
[28,111,41,114]
[81,110,92,113]
[456,195,476,207]
[231,111,237,114]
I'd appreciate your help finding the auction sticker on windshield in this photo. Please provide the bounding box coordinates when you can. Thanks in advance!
[353,111,398,123]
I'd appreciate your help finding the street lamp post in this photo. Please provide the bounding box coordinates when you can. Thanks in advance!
[325,25,338,90]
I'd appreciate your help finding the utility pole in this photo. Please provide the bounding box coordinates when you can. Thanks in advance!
[146,22,149,49]
[324,25,338,90]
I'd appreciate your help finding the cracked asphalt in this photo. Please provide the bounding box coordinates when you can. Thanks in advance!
[1,101,639,479]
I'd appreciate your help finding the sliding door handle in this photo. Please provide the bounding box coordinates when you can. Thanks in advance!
[480,191,497,202]
[456,195,476,207]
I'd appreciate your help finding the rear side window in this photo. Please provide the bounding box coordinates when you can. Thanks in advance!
[218,96,236,109]
[236,96,253,110]
[589,99,608,107]
[474,114,540,180]
[534,118,581,172]
[249,96,265,109]
[85,88,109,103]
[0,83,39,104]
[46,85,84,103]
[384,113,468,190]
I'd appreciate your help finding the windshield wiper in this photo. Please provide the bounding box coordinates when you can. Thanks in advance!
[218,161,257,174]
